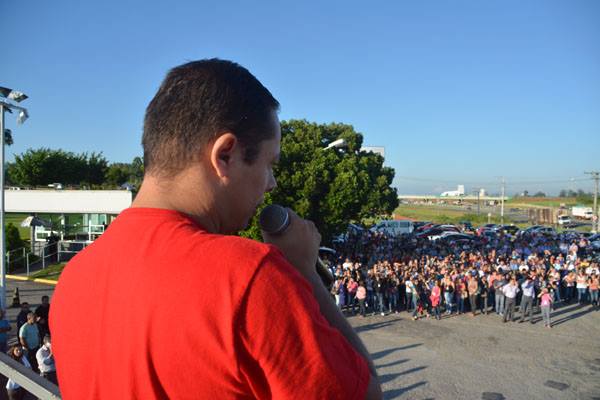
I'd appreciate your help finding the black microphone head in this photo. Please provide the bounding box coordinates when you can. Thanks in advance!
[259,204,290,235]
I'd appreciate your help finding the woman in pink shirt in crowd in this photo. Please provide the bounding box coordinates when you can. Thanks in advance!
[430,280,442,320]
[538,287,553,328]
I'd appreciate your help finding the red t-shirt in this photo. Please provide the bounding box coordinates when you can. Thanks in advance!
[50,208,369,399]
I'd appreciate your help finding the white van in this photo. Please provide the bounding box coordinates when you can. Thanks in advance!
[557,215,571,226]
[370,220,414,236]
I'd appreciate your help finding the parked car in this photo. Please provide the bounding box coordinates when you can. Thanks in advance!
[498,225,519,235]
[517,225,544,236]
[588,233,600,242]
[416,227,446,240]
[415,222,434,232]
[459,221,474,232]
[370,220,414,236]
[332,223,365,244]
[439,232,474,241]
[530,226,557,235]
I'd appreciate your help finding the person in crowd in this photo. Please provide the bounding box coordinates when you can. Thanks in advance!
[564,272,576,303]
[19,312,40,372]
[467,273,479,316]
[35,296,51,339]
[576,270,589,305]
[457,277,467,315]
[538,287,553,328]
[36,335,57,384]
[589,272,599,309]
[356,281,367,317]
[405,276,414,313]
[338,277,348,310]
[6,345,31,400]
[494,274,507,316]
[430,280,442,320]
[375,276,386,316]
[443,276,454,315]
[417,278,431,319]
[503,277,520,323]
[411,279,421,320]
[15,303,30,334]
[479,274,489,315]
[0,309,11,353]
[347,278,358,314]
[519,275,535,324]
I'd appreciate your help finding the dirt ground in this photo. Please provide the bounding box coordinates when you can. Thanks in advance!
[350,302,600,400]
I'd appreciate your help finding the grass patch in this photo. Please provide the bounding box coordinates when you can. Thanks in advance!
[506,197,591,208]
[393,205,520,225]
[29,263,67,281]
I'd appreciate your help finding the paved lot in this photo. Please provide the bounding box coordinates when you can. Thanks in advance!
[350,303,600,400]
[2,279,599,399]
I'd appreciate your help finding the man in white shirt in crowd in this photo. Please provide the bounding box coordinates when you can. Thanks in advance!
[519,276,535,324]
[36,335,57,384]
[503,277,520,323]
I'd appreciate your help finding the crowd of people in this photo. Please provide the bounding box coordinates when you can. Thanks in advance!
[328,226,600,328]
[1,296,56,400]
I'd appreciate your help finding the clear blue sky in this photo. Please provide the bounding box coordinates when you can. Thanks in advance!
[2,0,599,196]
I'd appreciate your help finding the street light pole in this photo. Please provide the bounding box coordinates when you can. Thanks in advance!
[0,104,5,310]
[0,87,29,310]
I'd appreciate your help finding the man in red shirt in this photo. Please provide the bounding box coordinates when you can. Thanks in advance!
[50,59,381,399]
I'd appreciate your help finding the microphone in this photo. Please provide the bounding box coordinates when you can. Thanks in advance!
[259,204,335,288]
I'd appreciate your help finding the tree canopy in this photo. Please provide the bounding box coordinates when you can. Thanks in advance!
[242,120,398,243]
[6,148,108,187]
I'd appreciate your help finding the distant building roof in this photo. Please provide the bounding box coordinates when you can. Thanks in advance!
[5,190,132,214]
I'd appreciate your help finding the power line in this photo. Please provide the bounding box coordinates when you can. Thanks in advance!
[395,175,592,186]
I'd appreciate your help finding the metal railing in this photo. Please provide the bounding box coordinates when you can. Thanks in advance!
[6,240,89,276]
[0,353,60,399]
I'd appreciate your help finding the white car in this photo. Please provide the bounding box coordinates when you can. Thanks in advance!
[557,215,571,226]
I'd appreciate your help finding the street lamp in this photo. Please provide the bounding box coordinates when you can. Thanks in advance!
[0,86,30,309]
[324,138,346,150]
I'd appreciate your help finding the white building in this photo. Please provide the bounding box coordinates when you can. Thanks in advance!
[440,185,465,197]
[6,189,132,242]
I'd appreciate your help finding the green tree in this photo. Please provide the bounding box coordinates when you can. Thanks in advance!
[105,156,144,189]
[242,120,398,243]
[6,148,108,186]
[105,163,131,186]
[6,223,24,251]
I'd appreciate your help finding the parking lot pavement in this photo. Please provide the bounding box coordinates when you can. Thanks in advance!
[350,304,600,400]
[2,280,598,399]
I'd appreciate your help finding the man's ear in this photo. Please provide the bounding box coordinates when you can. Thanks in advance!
[210,133,238,179]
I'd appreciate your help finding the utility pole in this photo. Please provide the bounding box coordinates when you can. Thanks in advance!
[585,171,599,232]
[501,177,505,225]
[473,189,481,216]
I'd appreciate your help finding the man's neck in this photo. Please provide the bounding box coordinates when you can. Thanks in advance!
[132,172,221,233]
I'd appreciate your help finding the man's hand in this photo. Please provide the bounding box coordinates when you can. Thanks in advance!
[262,209,321,280]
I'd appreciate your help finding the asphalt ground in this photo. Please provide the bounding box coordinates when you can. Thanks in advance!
[1,280,598,400]
[349,302,600,400]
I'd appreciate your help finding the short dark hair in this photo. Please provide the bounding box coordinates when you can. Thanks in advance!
[143,59,280,177]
